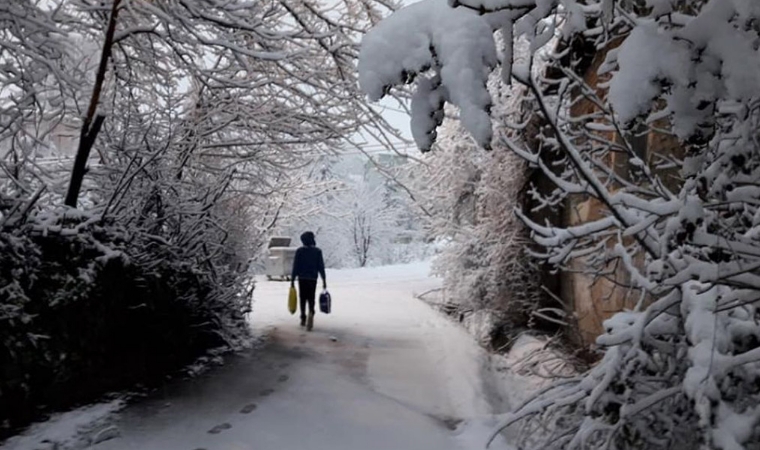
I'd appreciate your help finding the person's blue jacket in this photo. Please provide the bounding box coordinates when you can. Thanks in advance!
[291,232,326,284]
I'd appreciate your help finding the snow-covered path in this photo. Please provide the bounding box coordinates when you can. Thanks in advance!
[20,262,515,450]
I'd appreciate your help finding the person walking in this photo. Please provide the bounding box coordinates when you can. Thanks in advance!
[290,231,326,331]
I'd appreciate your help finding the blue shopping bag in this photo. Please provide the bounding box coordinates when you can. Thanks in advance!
[319,290,331,314]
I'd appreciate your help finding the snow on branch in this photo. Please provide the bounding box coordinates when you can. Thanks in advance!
[496,2,760,448]
[359,0,500,150]
[364,0,760,447]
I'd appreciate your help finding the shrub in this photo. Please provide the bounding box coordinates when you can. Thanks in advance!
[0,211,250,436]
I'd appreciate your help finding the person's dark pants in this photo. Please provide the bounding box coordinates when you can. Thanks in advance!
[298,278,318,319]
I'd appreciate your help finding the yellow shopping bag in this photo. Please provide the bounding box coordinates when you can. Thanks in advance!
[288,286,297,315]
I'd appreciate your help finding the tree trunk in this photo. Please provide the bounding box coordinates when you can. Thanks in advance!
[64,0,121,208]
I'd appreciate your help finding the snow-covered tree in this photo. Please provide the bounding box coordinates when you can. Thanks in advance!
[360,0,760,448]
[407,77,550,344]
[0,0,401,432]
[1,0,406,281]
[275,153,426,269]
[343,173,401,267]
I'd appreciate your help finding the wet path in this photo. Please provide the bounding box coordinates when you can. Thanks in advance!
[90,263,496,450]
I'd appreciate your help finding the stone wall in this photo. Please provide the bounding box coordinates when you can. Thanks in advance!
[552,40,682,346]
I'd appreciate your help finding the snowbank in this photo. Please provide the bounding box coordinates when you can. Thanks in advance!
[0,401,124,450]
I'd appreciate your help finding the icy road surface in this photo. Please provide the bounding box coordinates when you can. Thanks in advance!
[15,262,517,450]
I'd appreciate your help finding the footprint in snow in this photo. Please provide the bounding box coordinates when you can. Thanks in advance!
[279,362,290,368]
[278,374,289,383]
[260,388,275,396]
[240,403,257,414]
[207,423,232,434]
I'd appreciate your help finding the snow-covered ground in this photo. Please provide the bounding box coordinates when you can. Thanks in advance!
[2,261,544,450]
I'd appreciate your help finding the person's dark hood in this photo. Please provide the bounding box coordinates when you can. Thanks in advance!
[300,231,316,247]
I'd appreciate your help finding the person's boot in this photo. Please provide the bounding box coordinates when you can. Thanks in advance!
[300,316,306,327]
[306,312,314,331]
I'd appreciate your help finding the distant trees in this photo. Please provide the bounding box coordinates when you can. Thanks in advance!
[279,154,424,269]
[344,174,403,267]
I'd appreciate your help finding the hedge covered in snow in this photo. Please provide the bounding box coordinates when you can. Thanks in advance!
[0,210,251,437]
